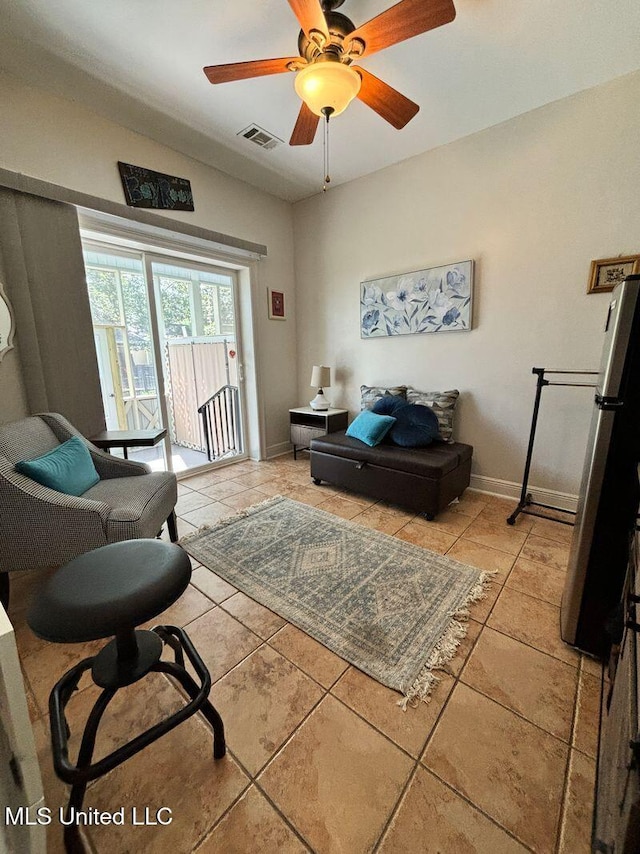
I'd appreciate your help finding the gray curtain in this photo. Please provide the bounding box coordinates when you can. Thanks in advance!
[0,240,29,423]
[0,189,105,436]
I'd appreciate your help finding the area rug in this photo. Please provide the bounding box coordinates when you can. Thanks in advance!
[181,496,491,706]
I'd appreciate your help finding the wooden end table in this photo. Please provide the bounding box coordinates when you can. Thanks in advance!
[289,407,348,459]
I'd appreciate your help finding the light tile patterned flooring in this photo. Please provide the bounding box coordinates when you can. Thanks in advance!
[10,452,601,854]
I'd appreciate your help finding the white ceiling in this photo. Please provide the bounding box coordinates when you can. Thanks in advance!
[1,0,640,202]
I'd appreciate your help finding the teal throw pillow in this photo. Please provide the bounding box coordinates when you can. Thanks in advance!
[16,436,100,496]
[346,410,396,447]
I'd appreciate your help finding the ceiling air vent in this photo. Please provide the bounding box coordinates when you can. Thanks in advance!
[237,124,283,151]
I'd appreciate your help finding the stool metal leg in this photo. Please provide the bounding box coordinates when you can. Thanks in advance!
[49,658,95,783]
[153,660,226,758]
[47,622,225,854]
[153,625,185,667]
[152,624,226,759]
[63,688,116,853]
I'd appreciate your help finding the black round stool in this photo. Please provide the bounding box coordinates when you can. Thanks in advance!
[28,539,225,853]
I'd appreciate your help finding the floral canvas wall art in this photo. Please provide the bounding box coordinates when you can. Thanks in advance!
[360,260,473,338]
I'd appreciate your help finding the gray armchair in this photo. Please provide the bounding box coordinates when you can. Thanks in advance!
[0,413,178,607]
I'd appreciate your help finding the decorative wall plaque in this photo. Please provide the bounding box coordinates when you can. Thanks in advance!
[117,161,194,211]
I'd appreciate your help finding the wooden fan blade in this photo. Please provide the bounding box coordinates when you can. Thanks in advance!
[355,67,419,129]
[290,103,320,145]
[204,57,302,84]
[347,0,456,58]
[287,0,329,40]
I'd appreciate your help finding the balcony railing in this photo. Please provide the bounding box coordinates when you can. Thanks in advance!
[198,385,241,461]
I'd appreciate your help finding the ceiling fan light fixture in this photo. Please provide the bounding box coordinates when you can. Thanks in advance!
[294,61,361,117]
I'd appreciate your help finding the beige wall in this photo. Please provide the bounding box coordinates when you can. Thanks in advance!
[0,71,298,454]
[3,67,640,491]
[293,71,640,497]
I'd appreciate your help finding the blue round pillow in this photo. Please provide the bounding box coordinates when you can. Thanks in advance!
[388,403,441,447]
[371,395,408,417]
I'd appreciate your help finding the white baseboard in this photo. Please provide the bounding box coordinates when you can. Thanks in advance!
[266,441,293,460]
[470,474,578,513]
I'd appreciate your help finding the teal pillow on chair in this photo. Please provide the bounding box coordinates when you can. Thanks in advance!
[16,436,100,496]
[346,410,396,447]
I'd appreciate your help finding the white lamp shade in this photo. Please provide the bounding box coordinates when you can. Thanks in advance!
[310,365,331,388]
[294,62,361,118]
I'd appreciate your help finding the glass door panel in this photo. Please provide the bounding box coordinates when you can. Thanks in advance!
[151,259,244,470]
[84,247,167,469]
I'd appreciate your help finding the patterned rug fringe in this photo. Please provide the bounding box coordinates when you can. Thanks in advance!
[399,570,495,710]
[179,494,286,544]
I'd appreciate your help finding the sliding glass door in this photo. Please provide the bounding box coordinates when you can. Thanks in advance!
[83,243,245,472]
[150,257,243,467]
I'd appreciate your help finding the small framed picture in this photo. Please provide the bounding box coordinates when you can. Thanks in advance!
[588,255,640,294]
[268,288,286,320]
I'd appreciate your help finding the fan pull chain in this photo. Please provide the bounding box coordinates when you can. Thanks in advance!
[322,108,333,192]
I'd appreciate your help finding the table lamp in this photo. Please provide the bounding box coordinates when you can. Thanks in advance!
[309,365,331,410]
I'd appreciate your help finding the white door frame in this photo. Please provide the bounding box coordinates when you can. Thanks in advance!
[93,327,119,429]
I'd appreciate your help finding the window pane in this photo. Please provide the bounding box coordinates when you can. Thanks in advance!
[114,327,131,398]
[158,276,192,338]
[218,286,235,334]
[200,283,218,336]
[86,267,121,325]
[121,272,150,343]
[121,271,156,394]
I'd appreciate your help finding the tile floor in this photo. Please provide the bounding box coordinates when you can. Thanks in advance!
[9,452,602,854]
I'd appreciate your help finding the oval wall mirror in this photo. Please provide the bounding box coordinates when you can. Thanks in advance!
[0,281,15,361]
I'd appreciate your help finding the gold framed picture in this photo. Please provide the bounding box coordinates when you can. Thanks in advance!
[587,255,640,294]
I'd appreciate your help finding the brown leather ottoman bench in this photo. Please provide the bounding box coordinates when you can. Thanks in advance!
[309,432,473,520]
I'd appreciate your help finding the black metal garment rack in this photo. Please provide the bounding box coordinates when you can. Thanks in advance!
[506,367,598,526]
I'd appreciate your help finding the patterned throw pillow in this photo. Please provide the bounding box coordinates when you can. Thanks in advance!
[406,388,459,442]
[360,385,407,411]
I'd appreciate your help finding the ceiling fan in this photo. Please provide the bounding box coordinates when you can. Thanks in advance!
[203,0,456,146]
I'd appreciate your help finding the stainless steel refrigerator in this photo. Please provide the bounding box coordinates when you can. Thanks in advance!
[561,275,640,657]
